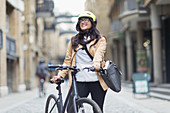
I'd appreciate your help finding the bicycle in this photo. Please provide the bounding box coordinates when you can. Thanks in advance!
[45,65,102,113]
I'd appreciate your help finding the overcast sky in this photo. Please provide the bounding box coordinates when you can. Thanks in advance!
[54,0,86,15]
[53,0,86,31]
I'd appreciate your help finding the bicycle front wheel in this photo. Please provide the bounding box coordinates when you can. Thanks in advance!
[69,98,102,113]
[45,94,59,113]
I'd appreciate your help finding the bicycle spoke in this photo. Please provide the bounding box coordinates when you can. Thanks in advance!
[69,98,102,113]
[78,105,85,113]
[45,95,59,113]
[78,103,94,113]
[49,102,57,113]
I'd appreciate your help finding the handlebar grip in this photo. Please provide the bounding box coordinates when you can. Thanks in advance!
[49,78,64,84]
[48,65,59,68]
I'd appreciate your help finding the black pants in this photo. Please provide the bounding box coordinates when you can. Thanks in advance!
[76,81,107,112]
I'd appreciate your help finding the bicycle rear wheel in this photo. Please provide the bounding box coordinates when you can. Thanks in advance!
[45,94,59,113]
[69,98,102,113]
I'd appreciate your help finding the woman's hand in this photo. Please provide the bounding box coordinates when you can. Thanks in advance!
[52,75,62,83]
[93,63,100,71]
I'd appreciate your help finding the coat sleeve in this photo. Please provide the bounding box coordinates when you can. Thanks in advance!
[92,36,107,66]
[58,40,73,78]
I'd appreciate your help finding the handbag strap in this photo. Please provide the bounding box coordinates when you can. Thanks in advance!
[84,45,93,60]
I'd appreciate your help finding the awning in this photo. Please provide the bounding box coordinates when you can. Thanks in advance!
[108,32,124,40]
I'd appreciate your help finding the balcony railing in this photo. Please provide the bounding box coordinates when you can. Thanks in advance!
[120,0,145,13]
[137,0,144,7]
[127,0,138,10]
[36,0,54,17]
[119,0,147,18]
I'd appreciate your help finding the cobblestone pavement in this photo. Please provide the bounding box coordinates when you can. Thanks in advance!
[1,81,170,113]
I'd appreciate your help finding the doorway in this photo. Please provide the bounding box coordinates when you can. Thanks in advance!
[163,17,170,83]
[7,59,14,93]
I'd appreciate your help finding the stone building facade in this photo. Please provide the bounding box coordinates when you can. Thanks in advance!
[0,0,25,96]
[85,0,114,60]
[85,0,170,85]
[0,0,56,97]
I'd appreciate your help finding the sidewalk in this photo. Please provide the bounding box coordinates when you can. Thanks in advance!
[0,82,170,113]
[0,88,38,113]
[0,82,67,113]
[110,84,170,113]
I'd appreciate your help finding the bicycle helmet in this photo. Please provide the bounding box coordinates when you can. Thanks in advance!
[76,11,97,32]
[78,11,97,24]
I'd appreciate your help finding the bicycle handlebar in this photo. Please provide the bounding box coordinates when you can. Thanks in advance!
[48,65,104,84]
[48,65,80,71]
[48,65,101,72]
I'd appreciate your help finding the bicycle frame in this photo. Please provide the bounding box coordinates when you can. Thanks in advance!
[47,65,101,113]
[56,70,79,113]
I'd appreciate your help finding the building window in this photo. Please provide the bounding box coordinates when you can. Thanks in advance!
[6,15,9,34]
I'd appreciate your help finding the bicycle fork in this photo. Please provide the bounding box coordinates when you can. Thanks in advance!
[72,72,79,113]
[56,84,64,113]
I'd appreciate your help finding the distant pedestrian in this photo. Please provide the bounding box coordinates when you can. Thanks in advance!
[36,58,49,97]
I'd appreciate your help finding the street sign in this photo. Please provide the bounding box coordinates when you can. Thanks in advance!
[132,73,150,94]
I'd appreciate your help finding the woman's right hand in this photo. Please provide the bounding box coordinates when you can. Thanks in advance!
[52,75,61,83]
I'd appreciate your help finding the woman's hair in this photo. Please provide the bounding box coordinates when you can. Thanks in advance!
[71,18,101,51]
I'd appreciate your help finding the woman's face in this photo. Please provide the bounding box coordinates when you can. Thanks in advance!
[79,18,92,31]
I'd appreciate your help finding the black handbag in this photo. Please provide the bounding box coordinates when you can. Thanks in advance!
[84,45,122,92]
[102,60,122,92]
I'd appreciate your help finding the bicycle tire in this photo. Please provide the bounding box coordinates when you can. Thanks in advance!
[69,98,102,113]
[45,94,59,113]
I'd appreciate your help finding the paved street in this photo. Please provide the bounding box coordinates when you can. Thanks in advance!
[0,81,170,113]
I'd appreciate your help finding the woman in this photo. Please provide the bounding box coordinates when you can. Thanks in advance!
[53,11,109,112]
